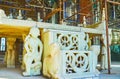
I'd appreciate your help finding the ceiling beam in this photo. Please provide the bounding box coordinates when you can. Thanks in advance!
[107,0,120,5]
[43,8,61,21]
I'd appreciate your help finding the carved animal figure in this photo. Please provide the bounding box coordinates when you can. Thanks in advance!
[43,43,61,79]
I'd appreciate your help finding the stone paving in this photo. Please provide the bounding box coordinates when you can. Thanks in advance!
[99,62,120,79]
[0,62,120,79]
[0,63,46,79]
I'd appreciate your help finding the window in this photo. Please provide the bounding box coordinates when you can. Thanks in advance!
[0,38,6,51]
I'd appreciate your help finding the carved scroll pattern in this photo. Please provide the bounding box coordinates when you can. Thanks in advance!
[56,33,79,50]
[62,51,90,74]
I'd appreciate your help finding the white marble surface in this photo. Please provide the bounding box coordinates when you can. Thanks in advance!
[0,18,104,34]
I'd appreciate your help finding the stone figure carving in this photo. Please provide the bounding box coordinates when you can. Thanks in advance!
[100,35,107,70]
[4,38,16,68]
[43,43,61,79]
[23,27,43,76]
[90,45,100,73]
[8,13,13,19]
[109,29,112,44]
[96,8,106,30]
[0,9,7,19]
[17,10,23,20]
[79,32,89,50]
[83,16,87,27]
[100,29,112,70]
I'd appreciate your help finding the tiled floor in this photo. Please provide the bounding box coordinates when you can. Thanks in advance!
[0,62,120,79]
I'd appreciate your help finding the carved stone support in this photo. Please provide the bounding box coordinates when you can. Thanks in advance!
[4,38,16,68]
[90,45,100,73]
[100,29,112,70]
[43,43,61,79]
[22,27,43,76]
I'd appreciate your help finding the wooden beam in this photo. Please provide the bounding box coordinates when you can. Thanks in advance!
[43,8,61,21]
[105,0,111,74]
[64,0,99,20]
[78,13,89,16]
[0,4,33,11]
[107,0,120,5]
[26,4,52,10]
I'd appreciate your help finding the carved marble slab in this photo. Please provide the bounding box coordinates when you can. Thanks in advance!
[61,50,94,79]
